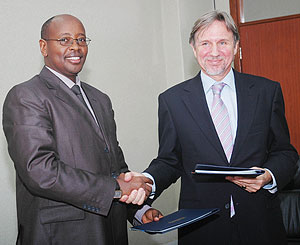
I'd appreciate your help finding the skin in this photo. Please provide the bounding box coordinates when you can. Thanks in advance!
[142,208,163,224]
[123,172,164,223]
[191,20,238,81]
[117,173,153,205]
[39,14,88,83]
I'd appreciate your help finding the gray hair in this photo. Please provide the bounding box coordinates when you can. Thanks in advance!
[189,10,239,46]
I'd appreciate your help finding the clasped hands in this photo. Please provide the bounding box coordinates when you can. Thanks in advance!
[116,172,163,223]
[116,172,152,205]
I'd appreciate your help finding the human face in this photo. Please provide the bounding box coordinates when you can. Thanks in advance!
[191,20,238,81]
[40,15,88,82]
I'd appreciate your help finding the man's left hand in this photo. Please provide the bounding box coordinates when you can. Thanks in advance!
[142,208,163,224]
[225,167,272,193]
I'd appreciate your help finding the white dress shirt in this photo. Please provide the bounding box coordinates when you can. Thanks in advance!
[46,66,98,125]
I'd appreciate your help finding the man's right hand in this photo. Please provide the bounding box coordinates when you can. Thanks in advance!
[116,172,153,205]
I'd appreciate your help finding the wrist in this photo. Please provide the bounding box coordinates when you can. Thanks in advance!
[114,180,122,199]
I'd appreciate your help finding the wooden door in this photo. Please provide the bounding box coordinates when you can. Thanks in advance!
[230,1,300,152]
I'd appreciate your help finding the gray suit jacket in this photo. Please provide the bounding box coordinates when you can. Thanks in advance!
[3,67,134,244]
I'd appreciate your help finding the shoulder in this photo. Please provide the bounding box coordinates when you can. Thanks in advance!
[81,82,109,98]
[160,74,200,98]
[6,74,43,99]
[81,82,112,108]
[234,70,280,89]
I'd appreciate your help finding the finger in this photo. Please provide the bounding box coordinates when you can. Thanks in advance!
[142,209,164,223]
[133,188,146,205]
[132,188,145,205]
[154,214,163,221]
[225,176,234,181]
[119,195,128,202]
[142,211,154,223]
[124,172,134,182]
[144,183,152,195]
[142,215,151,224]
[126,189,138,204]
[152,210,163,221]
[137,192,146,206]
[142,176,153,185]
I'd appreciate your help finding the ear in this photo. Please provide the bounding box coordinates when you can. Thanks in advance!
[190,43,197,58]
[39,39,48,57]
[233,40,239,56]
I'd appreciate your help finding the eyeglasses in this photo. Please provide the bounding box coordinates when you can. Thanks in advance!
[44,37,91,46]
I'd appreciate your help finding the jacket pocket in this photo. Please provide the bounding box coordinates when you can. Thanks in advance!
[40,204,85,224]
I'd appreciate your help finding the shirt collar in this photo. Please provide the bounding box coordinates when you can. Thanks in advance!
[45,66,81,89]
[201,68,235,94]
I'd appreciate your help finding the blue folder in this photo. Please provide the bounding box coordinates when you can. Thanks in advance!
[131,208,219,234]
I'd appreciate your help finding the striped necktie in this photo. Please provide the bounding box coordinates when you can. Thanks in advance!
[211,83,233,161]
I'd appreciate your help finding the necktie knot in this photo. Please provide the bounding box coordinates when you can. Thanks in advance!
[212,82,225,96]
[71,85,82,96]
[71,85,88,110]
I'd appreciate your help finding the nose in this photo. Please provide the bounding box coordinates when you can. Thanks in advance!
[69,39,80,50]
[210,43,219,56]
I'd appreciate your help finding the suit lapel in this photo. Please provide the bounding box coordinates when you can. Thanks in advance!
[230,71,258,164]
[39,67,105,141]
[181,73,227,162]
[81,83,108,143]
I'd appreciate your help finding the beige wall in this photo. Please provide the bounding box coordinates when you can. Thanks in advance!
[0,1,229,244]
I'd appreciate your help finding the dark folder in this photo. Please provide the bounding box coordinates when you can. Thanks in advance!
[192,164,265,177]
[131,208,219,234]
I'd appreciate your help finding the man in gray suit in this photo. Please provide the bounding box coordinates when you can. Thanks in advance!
[2,14,156,244]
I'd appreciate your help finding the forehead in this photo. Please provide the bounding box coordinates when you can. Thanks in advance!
[48,16,86,37]
[196,20,234,41]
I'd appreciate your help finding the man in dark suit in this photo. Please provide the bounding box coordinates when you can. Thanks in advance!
[2,14,155,244]
[130,10,298,244]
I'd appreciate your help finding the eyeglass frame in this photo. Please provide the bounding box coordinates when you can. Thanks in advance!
[43,37,91,46]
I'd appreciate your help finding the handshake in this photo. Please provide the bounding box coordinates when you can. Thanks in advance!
[116,172,152,205]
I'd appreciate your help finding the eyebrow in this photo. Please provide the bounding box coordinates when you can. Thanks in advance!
[59,32,86,36]
[199,38,231,43]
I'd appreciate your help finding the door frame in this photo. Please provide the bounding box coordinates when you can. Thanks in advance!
[229,0,300,72]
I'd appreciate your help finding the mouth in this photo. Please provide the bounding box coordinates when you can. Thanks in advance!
[65,56,82,64]
[206,58,223,65]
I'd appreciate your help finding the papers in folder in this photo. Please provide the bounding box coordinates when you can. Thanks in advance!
[193,164,265,177]
[131,208,219,234]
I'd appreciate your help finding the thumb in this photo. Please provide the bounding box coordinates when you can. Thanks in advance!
[124,172,134,182]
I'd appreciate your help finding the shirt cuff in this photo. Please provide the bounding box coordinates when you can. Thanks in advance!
[133,205,152,225]
[142,172,156,199]
[263,168,278,194]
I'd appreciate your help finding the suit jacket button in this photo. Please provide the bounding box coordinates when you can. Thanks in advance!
[104,147,109,153]
[225,203,230,209]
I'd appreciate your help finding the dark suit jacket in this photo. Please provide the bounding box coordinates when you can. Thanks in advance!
[3,67,135,245]
[145,70,298,245]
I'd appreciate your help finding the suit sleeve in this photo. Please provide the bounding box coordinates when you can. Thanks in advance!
[3,85,117,216]
[145,94,182,199]
[263,83,298,189]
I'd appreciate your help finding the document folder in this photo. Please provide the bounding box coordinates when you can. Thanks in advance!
[131,208,219,234]
[192,164,265,177]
